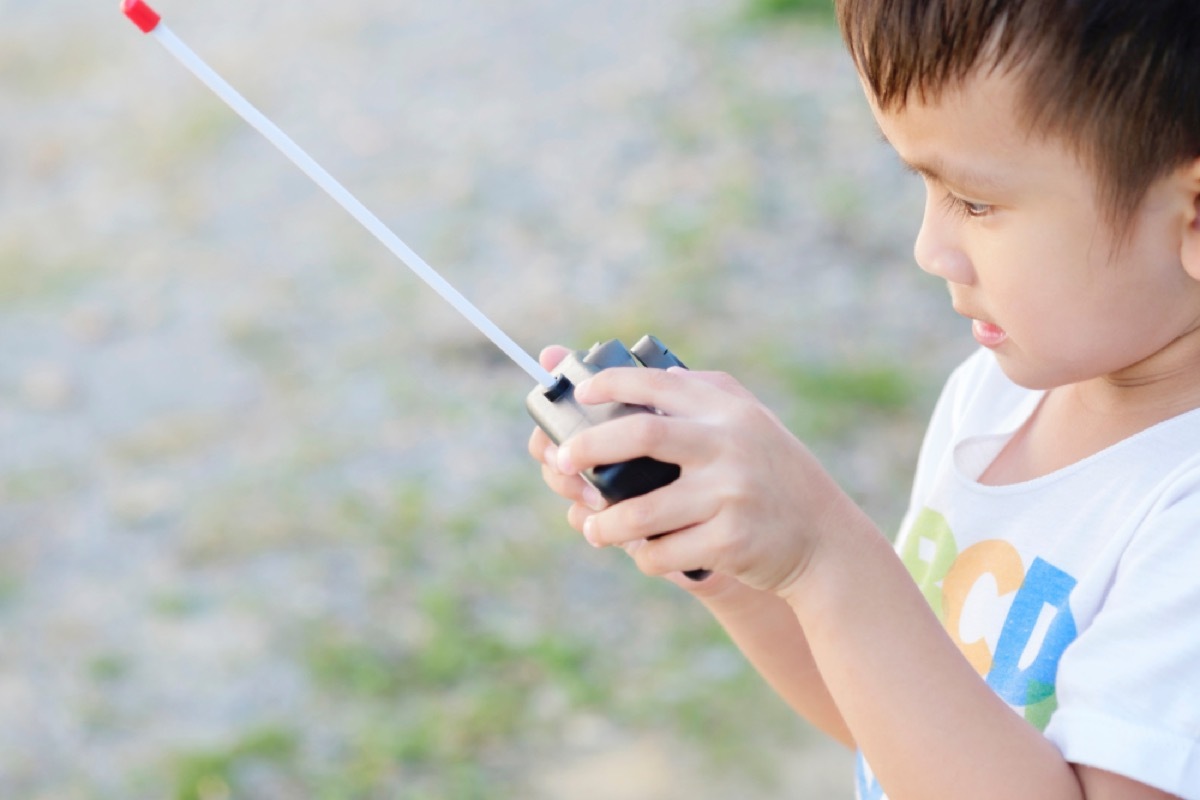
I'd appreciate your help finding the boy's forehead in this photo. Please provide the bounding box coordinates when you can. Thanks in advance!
[877,128,1014,194]
[865,68,1067,193]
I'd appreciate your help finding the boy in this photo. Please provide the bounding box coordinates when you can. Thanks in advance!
[530,0,1200,797]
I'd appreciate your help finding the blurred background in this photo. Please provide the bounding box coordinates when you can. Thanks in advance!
[0,0,973,797]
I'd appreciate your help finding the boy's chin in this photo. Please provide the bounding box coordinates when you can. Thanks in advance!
[985,349,1062,392]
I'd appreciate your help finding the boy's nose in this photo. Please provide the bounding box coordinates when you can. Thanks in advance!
[913,200,975,286]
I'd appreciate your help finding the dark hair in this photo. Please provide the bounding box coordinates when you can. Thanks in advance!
[836,0,1200,227]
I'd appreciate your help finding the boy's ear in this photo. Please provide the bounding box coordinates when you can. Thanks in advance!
[1181,156,1200,282]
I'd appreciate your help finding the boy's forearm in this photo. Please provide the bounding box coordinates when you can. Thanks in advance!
[786,498,1084,800]
[696,579,854,748]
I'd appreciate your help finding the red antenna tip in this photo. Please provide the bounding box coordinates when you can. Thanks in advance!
[122,0,161,33]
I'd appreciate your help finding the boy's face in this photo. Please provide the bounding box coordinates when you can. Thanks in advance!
[869,68,1200,391]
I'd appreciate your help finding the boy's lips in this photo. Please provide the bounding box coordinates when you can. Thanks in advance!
[972,318,1008,348]
[950,296,1007,348]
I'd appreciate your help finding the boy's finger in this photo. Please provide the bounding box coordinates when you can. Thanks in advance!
[584,473,714,547]
[626,522,713,579]
[556,415,711,476]
[574,366,725,418]
[539,345,571,371]
[528,426,555,462]
[538,457,607,509]
[566,501,593,534]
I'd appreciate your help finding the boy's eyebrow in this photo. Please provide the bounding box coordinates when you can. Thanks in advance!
[877,129,1011,194]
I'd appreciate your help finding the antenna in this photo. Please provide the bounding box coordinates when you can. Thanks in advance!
[120,0,558,389]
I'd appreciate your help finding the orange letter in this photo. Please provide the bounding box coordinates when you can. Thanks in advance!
[942,540,1024,676]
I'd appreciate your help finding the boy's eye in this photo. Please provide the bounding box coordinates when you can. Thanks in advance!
[940,192,993,220]
[961,199,992,217]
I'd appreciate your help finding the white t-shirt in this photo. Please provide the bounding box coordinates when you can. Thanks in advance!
[856,349,1200,800]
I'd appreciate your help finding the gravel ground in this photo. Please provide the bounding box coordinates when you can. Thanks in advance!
[0,0,973,797]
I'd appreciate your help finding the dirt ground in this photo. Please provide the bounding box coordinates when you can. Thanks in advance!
[0,0,972,796]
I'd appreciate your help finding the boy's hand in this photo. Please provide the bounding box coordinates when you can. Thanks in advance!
[550,365,849,599]
[527,346,744,597]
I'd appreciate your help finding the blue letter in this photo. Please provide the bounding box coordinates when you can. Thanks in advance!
[987,557,1077,707]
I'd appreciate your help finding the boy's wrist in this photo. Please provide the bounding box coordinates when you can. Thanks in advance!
[777,493,888,619]
[690,573,772,614]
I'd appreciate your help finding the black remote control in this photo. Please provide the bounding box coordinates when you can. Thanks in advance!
[527,335,711,581]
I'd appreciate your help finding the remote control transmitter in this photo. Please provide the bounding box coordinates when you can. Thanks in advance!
[527,335,711,581]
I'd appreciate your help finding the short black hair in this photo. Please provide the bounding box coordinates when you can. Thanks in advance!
[837,0,1200,226]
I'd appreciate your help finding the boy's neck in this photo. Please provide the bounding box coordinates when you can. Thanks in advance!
[980,324,1200,486]
[1084,320,1200,413]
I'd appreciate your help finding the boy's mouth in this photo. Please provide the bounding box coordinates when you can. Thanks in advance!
[972,319,1008,348]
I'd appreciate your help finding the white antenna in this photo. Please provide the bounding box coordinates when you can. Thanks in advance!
[121,0,557,389]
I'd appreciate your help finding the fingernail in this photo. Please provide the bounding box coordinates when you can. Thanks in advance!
[581,484,604,511]
[543,444,558,470]
[574,378,592,402]
[583,515,600,547]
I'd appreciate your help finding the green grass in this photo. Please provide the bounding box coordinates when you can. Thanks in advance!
[301,583,612,795]
[816,177,868,233]
[0,464,83,503]
[0,573,21,610]
[87,654,132,684]
[223,316,305,384]
[132,99,245,177]
[782,362,917,412]
[108,413,230,466]
[305,587,609,707]
[600,583,811,787]
[178,453,405,563]
[171,727,298,800]
[743,0,836,24]
[0,237,99,309]
[765,356,922,438]
[149,589,209,619]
